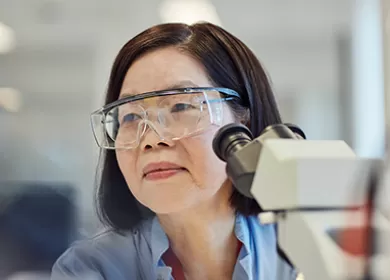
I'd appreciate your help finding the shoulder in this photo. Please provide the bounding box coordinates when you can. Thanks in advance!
[51,230,133,280]
[51,219,154,280]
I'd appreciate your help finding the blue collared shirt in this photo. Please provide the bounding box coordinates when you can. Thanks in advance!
[51,214,297,280]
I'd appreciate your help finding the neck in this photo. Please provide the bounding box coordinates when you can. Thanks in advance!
[157,183,239,279]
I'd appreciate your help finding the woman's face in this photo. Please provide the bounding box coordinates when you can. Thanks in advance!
[116,47,236,214]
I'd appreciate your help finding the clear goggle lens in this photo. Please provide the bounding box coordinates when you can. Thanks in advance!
[91,89,239,150]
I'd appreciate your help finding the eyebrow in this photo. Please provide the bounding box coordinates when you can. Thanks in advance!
[119,80,200,99]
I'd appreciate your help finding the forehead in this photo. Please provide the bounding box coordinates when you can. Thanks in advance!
[119,47,213,98]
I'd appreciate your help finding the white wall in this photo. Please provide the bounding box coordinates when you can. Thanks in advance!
[351,0,385,158]
[0,46,100,232]
[380,0,390,219]
[0,0,369,234]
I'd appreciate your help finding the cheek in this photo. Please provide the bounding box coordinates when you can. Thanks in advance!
[185,132,228,188]
[116,151,139,192]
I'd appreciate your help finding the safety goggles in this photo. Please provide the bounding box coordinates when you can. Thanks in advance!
[90,87,241,150]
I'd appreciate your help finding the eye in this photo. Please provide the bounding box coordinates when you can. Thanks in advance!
[170,103,195,113]
[122,113,142,123]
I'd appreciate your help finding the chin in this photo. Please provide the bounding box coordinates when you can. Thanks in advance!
[147,201,191,215]
[139,184,198,214]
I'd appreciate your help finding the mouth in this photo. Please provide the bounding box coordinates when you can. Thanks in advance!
[142,162,187,181]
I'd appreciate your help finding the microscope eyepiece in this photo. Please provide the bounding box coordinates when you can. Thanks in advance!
[212,122,305,199]
[212,123,253,162]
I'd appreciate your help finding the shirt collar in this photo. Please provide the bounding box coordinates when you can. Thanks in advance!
[150,216,169,267]
[148,214,280,280]
[234,213,251,254]
[234,214,254,278]
[150,214,253,263]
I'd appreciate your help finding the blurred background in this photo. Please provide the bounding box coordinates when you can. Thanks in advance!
[0,0,389,278]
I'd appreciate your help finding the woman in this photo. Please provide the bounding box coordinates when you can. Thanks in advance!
[51,22,298,280]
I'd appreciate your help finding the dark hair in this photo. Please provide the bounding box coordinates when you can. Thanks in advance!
[96,22,282,231]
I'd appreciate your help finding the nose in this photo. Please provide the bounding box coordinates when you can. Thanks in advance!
[139,120,174,151]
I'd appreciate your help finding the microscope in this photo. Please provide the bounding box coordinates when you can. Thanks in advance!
[213,123,390,280]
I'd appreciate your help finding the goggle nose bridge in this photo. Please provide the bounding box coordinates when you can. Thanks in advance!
[136,119,167,144]
[139,105,169,124]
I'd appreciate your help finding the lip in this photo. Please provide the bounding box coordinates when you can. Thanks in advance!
[142,161,187,180]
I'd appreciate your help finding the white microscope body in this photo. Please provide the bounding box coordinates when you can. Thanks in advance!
[251,139,390,279]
